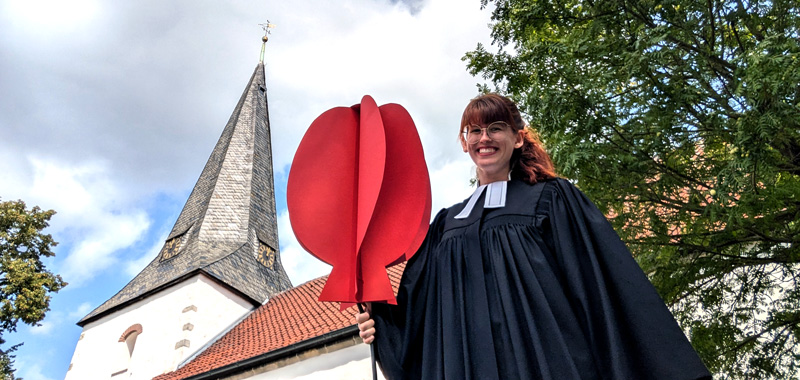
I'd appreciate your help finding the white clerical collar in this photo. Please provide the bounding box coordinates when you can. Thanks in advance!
[454,180,508,219]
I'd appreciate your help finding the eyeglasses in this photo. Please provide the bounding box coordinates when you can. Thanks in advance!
[462,121,512,145]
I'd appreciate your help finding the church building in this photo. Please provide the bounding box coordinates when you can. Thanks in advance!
[65,35,393,380]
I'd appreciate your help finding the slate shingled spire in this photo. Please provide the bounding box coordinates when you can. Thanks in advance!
[79,61,292,325]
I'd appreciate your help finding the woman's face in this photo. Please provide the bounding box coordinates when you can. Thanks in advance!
[461,121,524,184]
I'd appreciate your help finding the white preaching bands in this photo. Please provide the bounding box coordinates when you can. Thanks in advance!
[454,180,508,219]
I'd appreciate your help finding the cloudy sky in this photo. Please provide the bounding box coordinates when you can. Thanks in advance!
[0,1,497,379]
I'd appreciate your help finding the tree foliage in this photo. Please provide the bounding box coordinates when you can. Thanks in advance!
[0,200,66,380]
[466,0,800,378]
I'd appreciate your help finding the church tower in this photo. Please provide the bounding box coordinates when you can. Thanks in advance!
[65,34,292,380]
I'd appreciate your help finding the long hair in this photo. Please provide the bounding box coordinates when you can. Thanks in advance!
[459,93,557,184]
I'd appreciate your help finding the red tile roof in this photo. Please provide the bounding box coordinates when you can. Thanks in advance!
[154,263,406,380]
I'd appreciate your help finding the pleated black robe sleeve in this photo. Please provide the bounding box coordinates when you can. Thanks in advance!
[371,208,449,380]
[539,179,711,379]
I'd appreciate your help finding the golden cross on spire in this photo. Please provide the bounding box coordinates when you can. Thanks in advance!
[259,21,276,63]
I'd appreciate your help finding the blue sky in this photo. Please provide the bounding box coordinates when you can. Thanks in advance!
[0,1,495,379]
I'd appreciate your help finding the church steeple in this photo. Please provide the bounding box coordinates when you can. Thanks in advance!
[79,43,292,326]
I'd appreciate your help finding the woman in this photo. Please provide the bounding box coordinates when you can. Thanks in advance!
[356,93,711,380]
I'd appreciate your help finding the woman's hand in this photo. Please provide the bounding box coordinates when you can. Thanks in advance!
[355,304,375,344]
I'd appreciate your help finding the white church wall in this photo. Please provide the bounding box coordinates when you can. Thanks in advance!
[245,344,385,380]
[65,273,255,380]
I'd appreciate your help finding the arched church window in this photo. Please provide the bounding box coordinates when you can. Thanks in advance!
[122,328,140,357]
[112,324,143,376]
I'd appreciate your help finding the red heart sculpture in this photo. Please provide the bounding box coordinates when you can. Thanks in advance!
[287,95,431,306]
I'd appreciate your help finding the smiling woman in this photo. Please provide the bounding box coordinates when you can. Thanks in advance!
[356,93,712,380]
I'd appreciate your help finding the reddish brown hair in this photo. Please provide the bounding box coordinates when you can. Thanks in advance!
[459,93,557,184]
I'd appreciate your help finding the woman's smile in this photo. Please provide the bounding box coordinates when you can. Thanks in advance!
[477,146,498,155]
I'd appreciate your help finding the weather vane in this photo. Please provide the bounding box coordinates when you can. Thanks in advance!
[259,21,276,63]
[259,21,276,37]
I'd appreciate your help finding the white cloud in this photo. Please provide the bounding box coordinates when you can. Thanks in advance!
[8,157,152,287]
[27,158,113,224]
[61,211,150,286]
[29,320,55,336]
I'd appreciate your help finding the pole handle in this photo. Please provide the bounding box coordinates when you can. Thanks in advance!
[357,303,378,380]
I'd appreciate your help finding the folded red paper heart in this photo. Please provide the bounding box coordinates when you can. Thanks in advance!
[287,95,431,308]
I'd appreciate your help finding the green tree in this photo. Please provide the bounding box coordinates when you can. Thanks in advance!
[0,200,66,379]
[465,0,800,378]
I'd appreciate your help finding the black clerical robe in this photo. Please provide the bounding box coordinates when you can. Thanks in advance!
[371,178,711,380]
